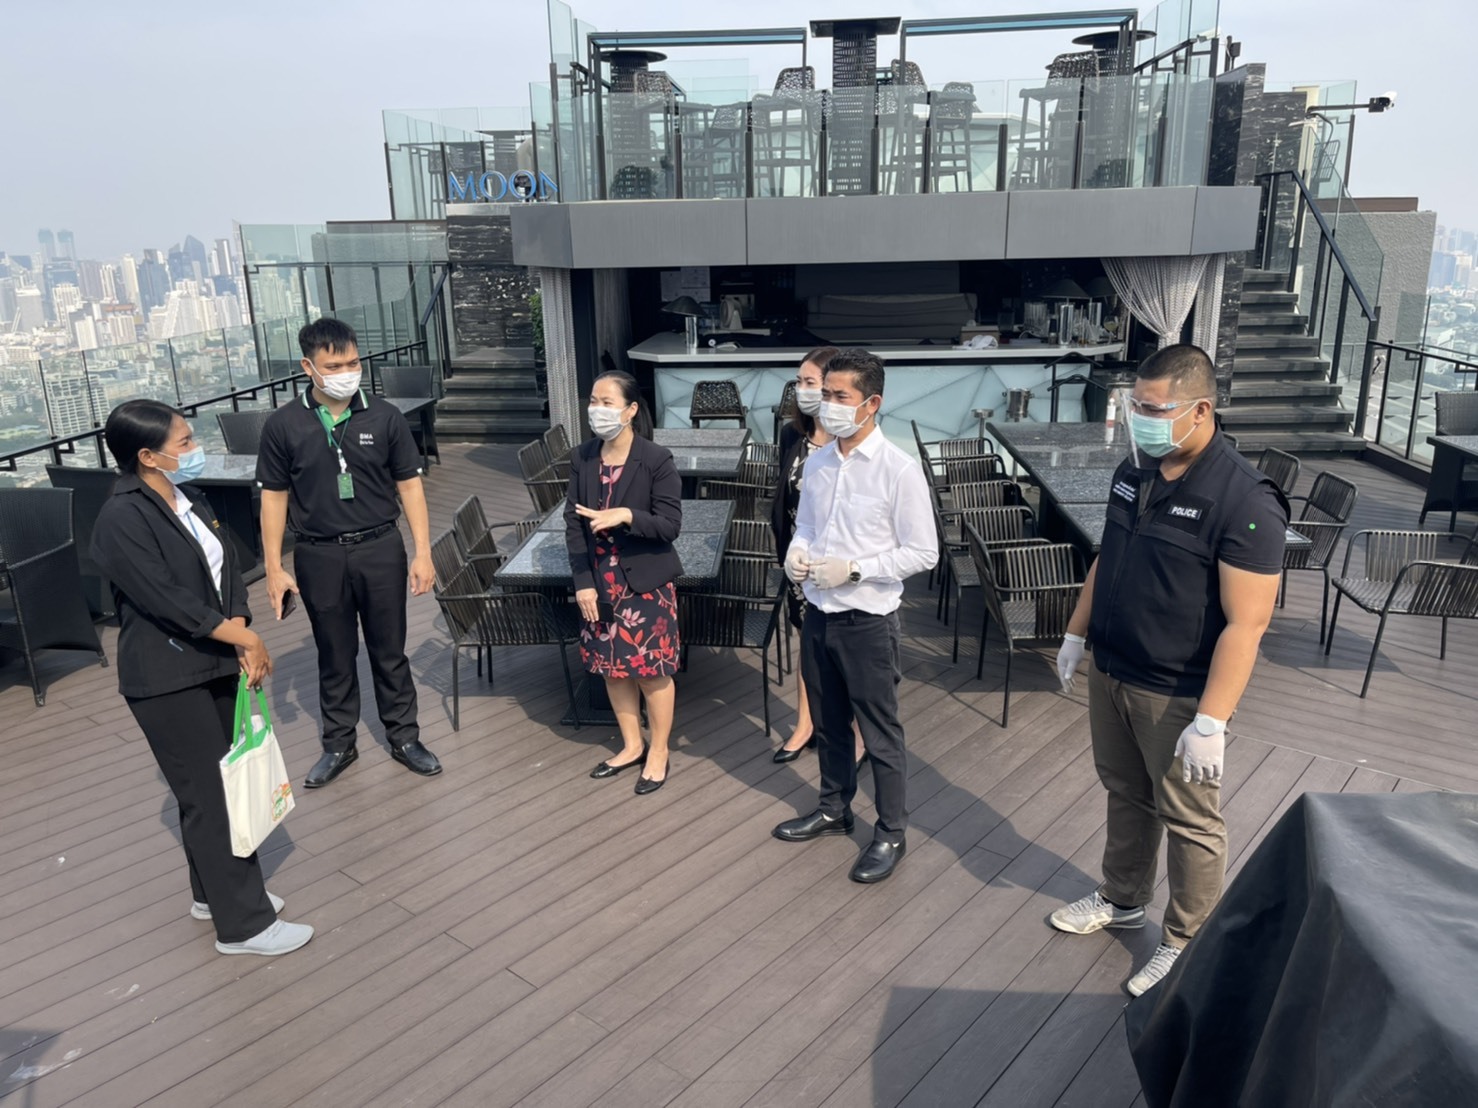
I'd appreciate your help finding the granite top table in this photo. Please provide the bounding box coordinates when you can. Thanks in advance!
[654,428,751,450]
[500,499,735,588]
[534,498,733,534]
[1059,501,1313,556]
[194,455,260,484]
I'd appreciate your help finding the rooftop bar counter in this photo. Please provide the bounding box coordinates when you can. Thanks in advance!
[630,332,1126,443]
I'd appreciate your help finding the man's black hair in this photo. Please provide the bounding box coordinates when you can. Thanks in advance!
[299,317,360,362]
[1138,344,1217,403]
[824,347,886,400]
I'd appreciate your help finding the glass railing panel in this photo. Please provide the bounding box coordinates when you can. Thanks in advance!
[1078,76,1138,189]
[169,330,234,403]
[224,325,261,387]
[1006,76,1082,191]
[875,85,927,197]
[604,92,677,198]
[38,352,99,441]
[547,0,577,66]
[0,358,54,463]
[1156,74,1214,187]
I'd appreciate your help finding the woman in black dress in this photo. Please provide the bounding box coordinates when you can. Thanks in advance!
[769,347,842,762]
[566,371,683,794]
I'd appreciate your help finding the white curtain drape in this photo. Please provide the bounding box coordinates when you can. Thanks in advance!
[1103,255,1212,348]
[1190,254,1225,357]
[535,266,578,440]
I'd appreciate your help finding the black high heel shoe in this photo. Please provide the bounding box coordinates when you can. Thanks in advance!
[773,735,818,764]
[590,745,648,779]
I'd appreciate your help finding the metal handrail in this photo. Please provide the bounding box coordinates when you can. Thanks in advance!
[1370,339,1478,463]
[1256,169,1376,320]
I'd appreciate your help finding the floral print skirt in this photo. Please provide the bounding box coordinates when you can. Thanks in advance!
[579,579,681,678]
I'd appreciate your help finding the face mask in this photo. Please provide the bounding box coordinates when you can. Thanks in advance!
[588,405,630,442]
[156,446,206,485]
[817,397,876,440]
[1128,403,1203,459]
[313,368,362,401]
[796,387,823,416]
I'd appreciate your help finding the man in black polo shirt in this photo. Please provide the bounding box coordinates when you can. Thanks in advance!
[1050,344,1287,997]
[257,318,441,787]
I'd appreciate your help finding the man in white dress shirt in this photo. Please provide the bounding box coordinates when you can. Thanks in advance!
[772,348,939,883]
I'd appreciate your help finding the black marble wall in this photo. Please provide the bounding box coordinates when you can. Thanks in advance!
[446,209,536,353]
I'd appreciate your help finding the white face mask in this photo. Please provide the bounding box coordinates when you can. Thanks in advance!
[313,367,362,401]
[817,397,876,439]
[587,405,631,442]
[796,387,823,416]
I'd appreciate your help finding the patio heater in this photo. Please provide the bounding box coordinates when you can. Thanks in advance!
[663,295,704,352]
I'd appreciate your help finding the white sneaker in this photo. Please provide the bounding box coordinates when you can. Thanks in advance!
[1048,890,1146,935]
[191,891,284,920]
[215,919,314,957]
[1126,943,1182,997]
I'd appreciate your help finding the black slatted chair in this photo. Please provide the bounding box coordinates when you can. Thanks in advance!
[689,380,747,428]
[699,458,774,521]
[1256,448,1301,497]
[1280,471,1359,642]
[678,555,786,736]
[217,410,274,455]
[934,504,1043,657]
[931,484,1032,627]
[378,365,441,464]
[1324,528,1478,698]
[727,518,777,559]
[543,424,572,473]
[1426,391,1478,530]
[451,495,519,590]
[0,488,108,706]
[771,380,798,442]
[431,530,466,591]
[46,465,119,619]
[968,531,1084,727]
[433,566,581,730]
[942,455,1008,486]
[912,420,999,480]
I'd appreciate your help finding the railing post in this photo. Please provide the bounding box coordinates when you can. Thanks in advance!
[1352,308,1381,439]
[673,130,684,199]
[1329,280,1351,387]
[1406,345,1427,461]
[1308,236,1327,338]
[1286,196,1305,294]
[996,123,1008,192]
[817,118,829,197]
[744,105,755,199]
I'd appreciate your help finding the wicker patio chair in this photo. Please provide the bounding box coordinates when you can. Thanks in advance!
[1280,471,1358,642]
[433,567,581,730]
[1255,448,1301,497]
[0,487,108,706]
[968,531,1084,726]
[216,410,274,455]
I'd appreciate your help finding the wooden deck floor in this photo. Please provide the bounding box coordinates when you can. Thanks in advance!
[1,443,1467,1107]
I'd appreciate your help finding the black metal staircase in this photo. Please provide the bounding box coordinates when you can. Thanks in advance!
[437,346,549,443]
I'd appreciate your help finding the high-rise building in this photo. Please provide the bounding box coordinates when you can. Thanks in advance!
[56,229,76,260]
[0,277,16,325]
[100,263,119,302]
[136,253,170,315]
[119,254,141,308]
[213,237,237,279]
[13,288,46,332]
[183,235,208,276]
[44,374,95,436]
[37,229,55,262]
[77,259,106,301]
[52,284,83,319]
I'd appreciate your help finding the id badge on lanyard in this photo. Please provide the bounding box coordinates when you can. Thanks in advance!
[315,404,356,500]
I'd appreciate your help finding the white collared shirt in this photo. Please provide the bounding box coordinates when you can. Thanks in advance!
[792,426,938,614]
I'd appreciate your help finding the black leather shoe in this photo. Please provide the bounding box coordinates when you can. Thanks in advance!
[304,747,358,789]
[591,746,648,779]
[773,736,817,764]
[850,838,906,883]
[634,763,668,795]
[391,740,442,777]
[772,808,854,842]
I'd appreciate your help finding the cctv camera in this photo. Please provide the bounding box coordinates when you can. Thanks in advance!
[1369,91,1397,112]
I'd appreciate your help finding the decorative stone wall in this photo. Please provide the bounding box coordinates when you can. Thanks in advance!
[446,207,537,353]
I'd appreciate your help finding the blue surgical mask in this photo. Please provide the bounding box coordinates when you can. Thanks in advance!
[157,446,206,485]
[1128,404,1203,459]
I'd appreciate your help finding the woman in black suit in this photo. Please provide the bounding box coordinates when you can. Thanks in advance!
[566,370,683,795]
[90,399,313,957]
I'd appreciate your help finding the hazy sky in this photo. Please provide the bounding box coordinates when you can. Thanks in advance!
[4,0,1474,261]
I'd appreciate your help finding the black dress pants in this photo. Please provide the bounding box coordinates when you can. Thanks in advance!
[801,607,907,842]
[127,674,277,943]
[294,529,419,753]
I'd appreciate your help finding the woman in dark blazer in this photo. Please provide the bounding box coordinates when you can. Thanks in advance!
[565,370,683,795]
[769,346,860,765]
[91,399,313,958]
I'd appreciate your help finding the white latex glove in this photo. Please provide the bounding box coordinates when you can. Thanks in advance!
[808,556,857,590]
[1056,633,1086,694]
[784,542,811,584]
[1175,714,1227,785]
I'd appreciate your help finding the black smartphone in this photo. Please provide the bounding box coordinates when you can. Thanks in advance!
[279,591,298,620]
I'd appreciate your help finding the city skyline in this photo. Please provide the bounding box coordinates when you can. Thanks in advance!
[2,0,1475,258]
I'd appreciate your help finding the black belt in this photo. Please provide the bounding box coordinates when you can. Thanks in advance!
[295,522,397,546]
[821,609,894,623]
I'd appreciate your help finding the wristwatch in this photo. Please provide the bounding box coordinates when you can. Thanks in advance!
[847,560,862,584]
[1193,712,1226,736]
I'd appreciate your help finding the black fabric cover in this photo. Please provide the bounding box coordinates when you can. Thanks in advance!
[1126,791,1478,1107]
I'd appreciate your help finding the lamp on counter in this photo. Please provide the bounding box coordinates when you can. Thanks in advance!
[1042,278,1088,345]
[663,295,704,353]
[1084,276,1117,336]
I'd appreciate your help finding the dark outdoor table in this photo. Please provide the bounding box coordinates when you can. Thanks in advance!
[988,420,1129,537]
[496,498,735,726]
[534,497,733,535]
[1058,500,1313,558]
[1127,791,1478,1107]
[653,428,749,494]
[1420,434,1478,531]
[654,428,751,449]
[385,396,438,470]
[193,454,265,581]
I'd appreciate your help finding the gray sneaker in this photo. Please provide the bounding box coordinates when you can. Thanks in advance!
[191,891,284,921]
[215,919,314,957]
[1048,890,1146,934]
[1126,943,1182,996]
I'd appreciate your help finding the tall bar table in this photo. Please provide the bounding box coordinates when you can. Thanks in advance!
[810,17,900,194]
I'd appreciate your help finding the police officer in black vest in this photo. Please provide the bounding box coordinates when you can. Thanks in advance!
[257,319,441,787]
